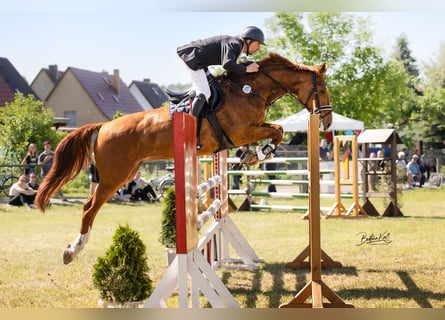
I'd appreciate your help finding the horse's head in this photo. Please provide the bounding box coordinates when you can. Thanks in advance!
[257,53,333,131]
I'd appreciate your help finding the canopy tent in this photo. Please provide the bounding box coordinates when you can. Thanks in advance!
[273,109,365,132]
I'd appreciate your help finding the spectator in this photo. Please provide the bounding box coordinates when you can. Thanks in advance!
[418,159,427,187]
[376,149,385,168]
[231,145,248,190]
[407,154,421,188]
[38,140,68,201]
[396,151,408,187]
[368,152,379,192]
[21,143,39,177]
[421,148,436,179]
[111,186,132,202]
[319,138,331,161]
[264,154,279,193]
[130,171,160,202]
[8,175,37,209]
[27,173,39,191]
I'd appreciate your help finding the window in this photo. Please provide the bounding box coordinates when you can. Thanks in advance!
[64,111,76,127]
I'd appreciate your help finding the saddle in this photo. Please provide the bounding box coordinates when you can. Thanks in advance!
[166,73,235,152]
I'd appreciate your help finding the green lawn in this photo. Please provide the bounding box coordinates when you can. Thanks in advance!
[0,186,444,308]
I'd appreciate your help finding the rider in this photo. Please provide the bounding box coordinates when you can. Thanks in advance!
[177,26,266,118]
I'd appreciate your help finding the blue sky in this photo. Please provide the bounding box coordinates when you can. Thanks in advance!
[2,5,445,86]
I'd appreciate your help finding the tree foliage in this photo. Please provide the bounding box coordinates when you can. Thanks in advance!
[412,43,445,148]
[0,93,61,163]
[264,12,417,131]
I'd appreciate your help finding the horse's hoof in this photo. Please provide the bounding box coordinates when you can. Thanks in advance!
[240,150,255,164]
[63,250,74,265]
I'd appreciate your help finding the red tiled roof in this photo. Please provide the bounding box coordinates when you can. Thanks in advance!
[0,57,38,106]
[0,75,15,106]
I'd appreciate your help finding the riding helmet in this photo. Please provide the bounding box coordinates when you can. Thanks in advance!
[241,26,266,45]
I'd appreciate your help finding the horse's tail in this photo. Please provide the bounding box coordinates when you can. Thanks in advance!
[35,123,103,212]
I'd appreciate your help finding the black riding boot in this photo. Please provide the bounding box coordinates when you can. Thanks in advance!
[191,93,206,117]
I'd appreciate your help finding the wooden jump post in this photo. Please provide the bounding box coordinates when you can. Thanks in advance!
[280,113,353,308]
[145,112,239,308]
[327,135,368,218]
[145,112,261,308]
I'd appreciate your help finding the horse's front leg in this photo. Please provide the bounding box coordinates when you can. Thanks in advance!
[261,123,284,146]
[63,229,92,265]
[240,123,284,165]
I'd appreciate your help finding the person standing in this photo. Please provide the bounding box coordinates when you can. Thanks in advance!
[21,143,39,177]
[38,140,68,201]
[264,153,279,193]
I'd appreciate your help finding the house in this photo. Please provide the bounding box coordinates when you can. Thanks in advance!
[0,57,37,106]
[129,78,168,110]
[45,67,143,129]
[30,65,63,101]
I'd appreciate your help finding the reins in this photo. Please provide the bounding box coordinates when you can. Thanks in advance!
[259,69,332,115]
[222,64,333,123]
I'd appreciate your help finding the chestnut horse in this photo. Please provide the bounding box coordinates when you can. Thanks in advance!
[35,53,333,264]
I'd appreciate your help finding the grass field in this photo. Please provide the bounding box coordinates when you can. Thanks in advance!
[0,185,444,308]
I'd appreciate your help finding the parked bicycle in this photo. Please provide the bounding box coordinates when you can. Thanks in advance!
[149,166,175,197]
[0,169,18,197]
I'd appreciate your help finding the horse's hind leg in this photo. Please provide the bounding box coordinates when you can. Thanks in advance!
[63,186,115,265]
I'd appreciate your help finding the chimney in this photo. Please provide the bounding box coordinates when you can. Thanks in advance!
[143,78,151,83]
[48,64,58,80]
[113,69,120,96]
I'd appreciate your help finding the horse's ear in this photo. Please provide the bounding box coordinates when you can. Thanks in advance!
[320,63,327,74]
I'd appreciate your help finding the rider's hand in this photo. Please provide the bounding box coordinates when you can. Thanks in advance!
[246,62,259,73]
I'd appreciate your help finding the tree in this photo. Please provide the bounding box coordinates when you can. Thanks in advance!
[413,43,445,148]
[0,93,61,163]
[394,34,421,85]
[264,12,414,130]
[113,110,126,119]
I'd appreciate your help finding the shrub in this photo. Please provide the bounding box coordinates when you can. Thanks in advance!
[92,224,152,303]
[159,188,176,248]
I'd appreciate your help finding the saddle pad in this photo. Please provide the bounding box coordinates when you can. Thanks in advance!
[169,98,190,115]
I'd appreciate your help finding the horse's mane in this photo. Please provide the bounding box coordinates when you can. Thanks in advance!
[218,53,321,82]
[258,53,320,74]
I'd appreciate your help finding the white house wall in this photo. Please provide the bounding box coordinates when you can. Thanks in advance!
[129,84,154,111]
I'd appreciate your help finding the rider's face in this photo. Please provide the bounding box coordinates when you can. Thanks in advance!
[244,40,261,55]
[248,41,261,54]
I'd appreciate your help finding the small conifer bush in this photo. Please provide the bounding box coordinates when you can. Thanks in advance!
[159,188,176,248]
[92,224,152,303]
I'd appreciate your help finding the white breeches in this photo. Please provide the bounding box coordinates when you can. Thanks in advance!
[184,64,211,100]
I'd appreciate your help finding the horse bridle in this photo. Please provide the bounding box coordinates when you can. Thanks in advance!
[259,69,333,118]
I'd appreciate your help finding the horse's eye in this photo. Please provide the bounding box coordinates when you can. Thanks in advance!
[319,89,326,94]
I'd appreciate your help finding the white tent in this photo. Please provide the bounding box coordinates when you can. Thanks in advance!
[273,109,365,132]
